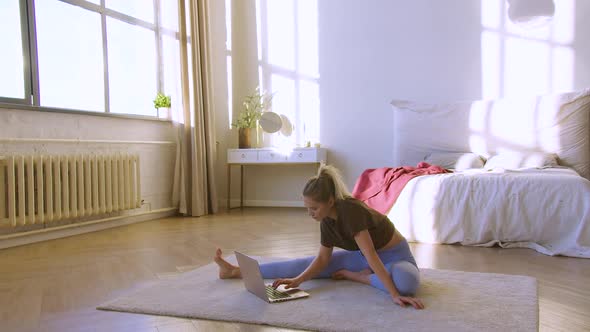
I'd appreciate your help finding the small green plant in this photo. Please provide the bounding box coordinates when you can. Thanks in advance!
[153,92,171,109]
[232,87,274,129]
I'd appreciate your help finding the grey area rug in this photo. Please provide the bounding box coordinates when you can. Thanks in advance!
[98,256,538,332]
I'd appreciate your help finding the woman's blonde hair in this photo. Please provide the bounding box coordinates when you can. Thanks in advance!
[302,164,351,202]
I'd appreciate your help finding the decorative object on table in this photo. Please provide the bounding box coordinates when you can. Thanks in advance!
[279,114,293,137]
[259,111,295,146]
[232,87,273,148]
[258,112,282,133]
[153,92,171,119]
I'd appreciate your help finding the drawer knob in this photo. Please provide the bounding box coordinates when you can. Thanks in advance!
[270,153,274,157]
[298,153,303,158]
[241,153,246,158]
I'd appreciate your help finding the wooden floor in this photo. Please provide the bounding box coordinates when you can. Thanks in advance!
[1,207,589,332]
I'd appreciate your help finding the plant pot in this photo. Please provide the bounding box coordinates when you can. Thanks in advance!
[238,128,252,148]
[157,107,170,119]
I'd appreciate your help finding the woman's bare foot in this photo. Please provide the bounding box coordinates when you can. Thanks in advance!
[214,248,241,279]
[331,269,372,285]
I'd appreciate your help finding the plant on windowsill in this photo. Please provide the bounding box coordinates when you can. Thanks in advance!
[153,92,172,119]
[231,87,273,148]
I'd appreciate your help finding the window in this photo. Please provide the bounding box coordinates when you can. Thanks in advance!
[0,0,181,118]
[225,0,320,146]
[258,0,320,147]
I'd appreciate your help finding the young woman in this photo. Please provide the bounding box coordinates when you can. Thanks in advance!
[214,164,424,309]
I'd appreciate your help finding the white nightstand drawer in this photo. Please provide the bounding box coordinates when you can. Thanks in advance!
[228,149,258,163]
[258,150,288,162]
[288,149,319,162]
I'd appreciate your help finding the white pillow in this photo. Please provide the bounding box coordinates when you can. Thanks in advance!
[424,152,485,171]
[484,152,559,169]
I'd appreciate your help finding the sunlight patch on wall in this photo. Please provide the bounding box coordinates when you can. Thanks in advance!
[481,31,501,100]
[480,0,575,99]
[551,0,574,44]
[481,0,502,29]
[552,46,574,92]
[503,37,551,97]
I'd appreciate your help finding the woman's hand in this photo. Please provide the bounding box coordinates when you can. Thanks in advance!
[272,277,303,289]
[392,296,425,309]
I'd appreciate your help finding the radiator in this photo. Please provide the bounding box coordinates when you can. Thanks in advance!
[0,153,141,227]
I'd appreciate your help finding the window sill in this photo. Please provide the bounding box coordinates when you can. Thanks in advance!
[0,102,172,123]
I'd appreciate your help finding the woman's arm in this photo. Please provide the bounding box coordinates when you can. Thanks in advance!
[272,245,333,289]
[297,245,333,282]
[355,230,423,309]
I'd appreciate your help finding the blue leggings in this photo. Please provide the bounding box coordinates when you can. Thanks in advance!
[259,240,420,296]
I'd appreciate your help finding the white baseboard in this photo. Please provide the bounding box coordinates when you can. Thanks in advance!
[224,199,304,208]
[0,208,178,250]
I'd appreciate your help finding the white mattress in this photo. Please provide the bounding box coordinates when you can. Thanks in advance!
[387,167,590,258]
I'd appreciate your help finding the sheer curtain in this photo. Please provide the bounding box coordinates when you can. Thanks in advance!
[172,0,218,216]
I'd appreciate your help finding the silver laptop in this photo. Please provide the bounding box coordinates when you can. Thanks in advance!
[234,251,309,303]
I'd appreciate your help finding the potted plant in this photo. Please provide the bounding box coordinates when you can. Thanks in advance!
[153,92,171,119]
[232,87,273,148]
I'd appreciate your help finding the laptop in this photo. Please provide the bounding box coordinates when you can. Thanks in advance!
[234,251,309,303]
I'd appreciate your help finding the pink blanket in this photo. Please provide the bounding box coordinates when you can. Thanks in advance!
[352,162,451,214]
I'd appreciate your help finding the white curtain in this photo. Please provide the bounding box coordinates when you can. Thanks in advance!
[172,0,218,216]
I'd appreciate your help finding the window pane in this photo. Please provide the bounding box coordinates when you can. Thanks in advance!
[267,0,295,71]
[36,0,104,111]
[226,0,232,51]
[106,0,154,23]
[297,0,319,77]
[107,18,157,116]
[162,36,181,119]
[270,74,296,145]
[160,0,178,32]
[0,0,25,99]
[299,80,320,145]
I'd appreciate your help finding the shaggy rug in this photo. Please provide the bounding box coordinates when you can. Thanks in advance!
[98,256,538,332]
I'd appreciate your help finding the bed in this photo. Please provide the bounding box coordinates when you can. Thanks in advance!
[387,89,590,258]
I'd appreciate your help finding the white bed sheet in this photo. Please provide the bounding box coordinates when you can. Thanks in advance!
[387,167,590,258]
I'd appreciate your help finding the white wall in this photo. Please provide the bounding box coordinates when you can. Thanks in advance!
[0,108,177,217]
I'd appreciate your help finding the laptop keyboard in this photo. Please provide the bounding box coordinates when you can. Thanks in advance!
[265,286,291,299]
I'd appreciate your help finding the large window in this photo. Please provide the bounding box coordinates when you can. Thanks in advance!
[225,0,320,147]
[257,0,320,147]
[0,0,181,118]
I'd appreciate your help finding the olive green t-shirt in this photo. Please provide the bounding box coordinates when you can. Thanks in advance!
[320,198,396,251]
